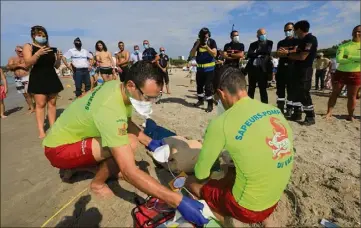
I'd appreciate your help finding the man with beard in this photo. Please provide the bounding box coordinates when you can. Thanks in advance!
[222,30,245,68]
[7,46,34,113]
[63,37,93,97]
[116,41,130,82]
[275,22,299,117]
[246,28,273,104]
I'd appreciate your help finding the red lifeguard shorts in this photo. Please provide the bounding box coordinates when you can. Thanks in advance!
[333,70,361,86]
[200,173,278,224]
[44,138,97,169]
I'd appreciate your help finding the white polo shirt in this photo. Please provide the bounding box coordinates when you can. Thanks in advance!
[130,52,143,64]
[64,48,92,68]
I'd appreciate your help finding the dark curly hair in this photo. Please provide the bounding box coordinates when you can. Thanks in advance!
[95,40,107,52]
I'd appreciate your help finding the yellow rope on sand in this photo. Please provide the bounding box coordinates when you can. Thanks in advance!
[41,188,88,228]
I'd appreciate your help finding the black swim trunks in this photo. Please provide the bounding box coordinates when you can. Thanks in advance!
[99,67,113,75]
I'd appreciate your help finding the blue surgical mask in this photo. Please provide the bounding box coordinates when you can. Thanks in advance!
[259,34,267,42]
[143,44,149,49]
[35,36,47,44]
[161,51,165,55]
[135,50,139,54]
[285,30,294,37]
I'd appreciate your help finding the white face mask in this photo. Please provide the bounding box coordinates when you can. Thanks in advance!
[216,101,226,116]
[232,36,240,43]
[129,96,153,119]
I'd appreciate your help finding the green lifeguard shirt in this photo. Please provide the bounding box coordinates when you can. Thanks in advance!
[336,41,360,72]
[195,97,294,211]
[43,80,133,148]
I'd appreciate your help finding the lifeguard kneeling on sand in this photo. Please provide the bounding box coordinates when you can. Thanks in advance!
[185,66,295,227]
[42,61,209,226]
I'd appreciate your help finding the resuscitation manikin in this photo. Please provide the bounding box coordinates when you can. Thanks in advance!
[143,119,202,174]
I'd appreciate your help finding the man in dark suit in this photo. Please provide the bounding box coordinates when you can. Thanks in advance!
[246,28,273,104]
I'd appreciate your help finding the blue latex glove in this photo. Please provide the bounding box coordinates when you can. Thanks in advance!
[147,139,166,152]
[177,196,209,226]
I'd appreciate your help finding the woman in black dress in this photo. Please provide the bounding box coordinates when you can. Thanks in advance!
[23,25,64,138]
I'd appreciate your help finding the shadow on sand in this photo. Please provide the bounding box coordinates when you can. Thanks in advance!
[160,97,195,108]
[44,108,65,131]
[4,106,23,116]
[55,195,102,227]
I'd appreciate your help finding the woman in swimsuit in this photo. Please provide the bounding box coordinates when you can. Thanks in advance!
[23,25,64,138]
[95,40,115,82]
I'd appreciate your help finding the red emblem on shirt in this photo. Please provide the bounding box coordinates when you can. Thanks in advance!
[118,123,127,136]
[265,117,291,160]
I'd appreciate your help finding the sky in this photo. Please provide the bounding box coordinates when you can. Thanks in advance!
[1,1,360,65]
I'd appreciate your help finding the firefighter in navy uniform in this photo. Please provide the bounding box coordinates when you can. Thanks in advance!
[189,27,218,112]
[222,30,245,68]
[279,20,318,125]
[275,22,299,117]
[157,47,170,95]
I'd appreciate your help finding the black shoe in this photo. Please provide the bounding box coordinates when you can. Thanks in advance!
[290,112,302,121]
[205,100,213,113]
[285,108,293,118]
[194,100,204,107]
[301,116,316,126]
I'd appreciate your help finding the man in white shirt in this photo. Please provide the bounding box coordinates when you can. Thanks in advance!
[63,37,93,97]
[129,45,143,65]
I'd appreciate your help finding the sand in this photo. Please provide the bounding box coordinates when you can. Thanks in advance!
[1,70,360,227]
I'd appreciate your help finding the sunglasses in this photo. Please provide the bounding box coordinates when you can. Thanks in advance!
[133,81,162,102]
[160,50,165,52]
[284,29,293,32]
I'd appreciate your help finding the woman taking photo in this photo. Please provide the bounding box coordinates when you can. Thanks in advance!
[23,25,64,138]
[326,25,361,121]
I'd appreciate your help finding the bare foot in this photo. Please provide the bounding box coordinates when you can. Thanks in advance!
[90,182,115,198]
[39,132,46,139]
[1,115,7,119]
[27,109,35,114]
[325,113,333,121]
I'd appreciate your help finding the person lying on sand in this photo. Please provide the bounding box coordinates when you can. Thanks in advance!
[42,61,209,227]
[185,66,295,227]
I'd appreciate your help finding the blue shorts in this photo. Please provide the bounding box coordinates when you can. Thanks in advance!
[273,67,278,73]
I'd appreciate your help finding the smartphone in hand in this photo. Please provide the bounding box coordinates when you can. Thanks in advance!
[51,47,58,53]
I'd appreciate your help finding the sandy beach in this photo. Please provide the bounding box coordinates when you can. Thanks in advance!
[1,70,360,227]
